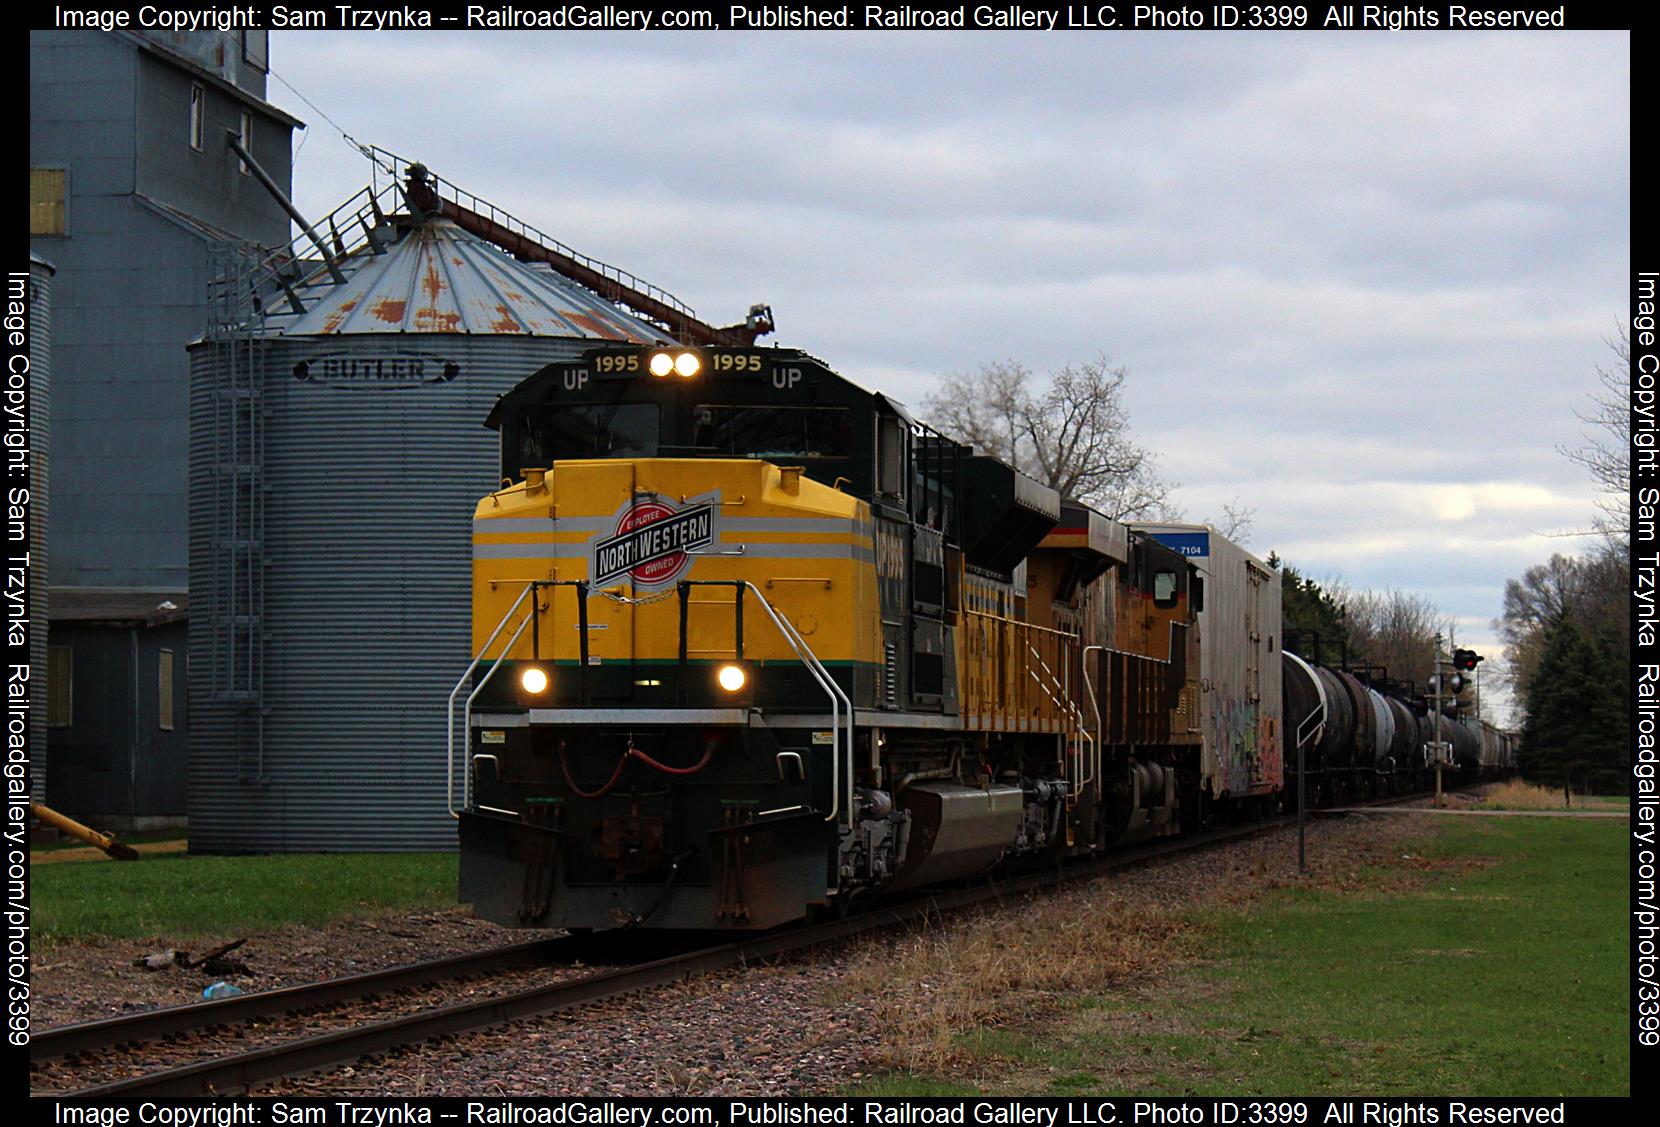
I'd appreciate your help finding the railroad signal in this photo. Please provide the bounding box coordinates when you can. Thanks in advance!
[1430,672,1466,696]
[1453,648,1483,672]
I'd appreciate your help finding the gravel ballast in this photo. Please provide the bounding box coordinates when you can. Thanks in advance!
[34,810,1451,1096]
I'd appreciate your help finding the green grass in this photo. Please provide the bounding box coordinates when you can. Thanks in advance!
[31,851,459,948]
[1152,818,1631,1094]
[854,817,1628,1096]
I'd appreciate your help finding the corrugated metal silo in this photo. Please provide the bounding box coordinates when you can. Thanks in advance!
[28,253,53,801]
[188,209,673,851]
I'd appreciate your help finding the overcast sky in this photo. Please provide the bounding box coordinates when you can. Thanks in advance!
[266,30,1629,719]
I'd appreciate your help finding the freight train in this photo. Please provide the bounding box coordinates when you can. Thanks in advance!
[450,343,1513,931]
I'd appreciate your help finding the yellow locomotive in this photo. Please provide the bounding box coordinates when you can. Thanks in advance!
[453,344,1280,930]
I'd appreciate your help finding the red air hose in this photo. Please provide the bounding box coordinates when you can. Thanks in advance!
[558,739,717,799]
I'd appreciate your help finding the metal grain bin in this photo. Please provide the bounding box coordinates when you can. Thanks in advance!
[28,254,53,800]
[188,215,672,851]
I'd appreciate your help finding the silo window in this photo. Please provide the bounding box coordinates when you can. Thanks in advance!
[242,30,268,72]
[30,168,66,236]
[159,650,175,731]
[190,84,205,151]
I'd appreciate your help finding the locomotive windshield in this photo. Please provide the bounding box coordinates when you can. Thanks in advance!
[690,404,853,459]
[518,404,660,463]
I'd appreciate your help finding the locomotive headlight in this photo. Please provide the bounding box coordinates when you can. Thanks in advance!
[716,663,748,693]
[648,352,675,377]
[519,666,550,695]
[674,351,701,378]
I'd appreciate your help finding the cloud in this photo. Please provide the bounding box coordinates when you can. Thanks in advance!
[265,29,1629,646]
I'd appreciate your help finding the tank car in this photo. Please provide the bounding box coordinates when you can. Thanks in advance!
[450,343,1280,930]
[1282,647,1524,804]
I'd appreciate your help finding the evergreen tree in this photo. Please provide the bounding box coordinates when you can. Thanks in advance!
[1270,556,1351,665]
[1520,615,1622,790]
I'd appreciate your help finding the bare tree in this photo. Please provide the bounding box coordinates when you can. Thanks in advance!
[1344,587,1447,686]
[922,356,1176,520]
[1204,497,1256,544]
[1560,329,1630,547]
[1494,550,1630,703]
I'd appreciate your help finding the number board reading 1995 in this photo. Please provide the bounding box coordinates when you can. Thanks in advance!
[706,351,763,374]
[591,352,639,375]
[583,349,772,378]
[575,347,810,392]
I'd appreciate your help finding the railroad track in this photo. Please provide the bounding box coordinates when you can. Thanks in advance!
[36,796,1448,1098]
[32,936,572,1063]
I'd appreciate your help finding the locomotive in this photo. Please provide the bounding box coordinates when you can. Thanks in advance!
[450,343,1509,931]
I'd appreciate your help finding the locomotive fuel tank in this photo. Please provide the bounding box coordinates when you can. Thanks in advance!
[884,782,1027,892]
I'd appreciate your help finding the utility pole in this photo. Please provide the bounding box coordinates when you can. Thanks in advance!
[1431,632,1447,808]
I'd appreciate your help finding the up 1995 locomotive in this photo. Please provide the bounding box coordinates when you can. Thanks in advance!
[450,343,1508,931]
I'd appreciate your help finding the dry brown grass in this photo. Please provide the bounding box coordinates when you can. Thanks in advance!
[829,818,1454,1080]
[1478,780,1622,810]
[833,883,1206,1074]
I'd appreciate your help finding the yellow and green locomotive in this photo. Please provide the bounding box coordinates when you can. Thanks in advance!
[453,344,1281,930]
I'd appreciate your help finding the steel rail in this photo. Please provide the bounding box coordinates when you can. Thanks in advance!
[50,788,1462,1097]
[30,936,568,1062]
[55,816,1303,1098]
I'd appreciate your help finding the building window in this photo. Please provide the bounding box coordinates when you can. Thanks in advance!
[30,168,67,236]
[242,30,268,72]
[239,111,252,175]
[159,649,175,731]
[190,84,204,151]
[48,646,73,728]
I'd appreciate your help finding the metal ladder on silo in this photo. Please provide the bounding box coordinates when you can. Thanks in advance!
[206,243,269,785]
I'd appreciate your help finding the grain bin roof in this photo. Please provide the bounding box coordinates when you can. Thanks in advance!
[260,218,673,342]
[51,588,188,627]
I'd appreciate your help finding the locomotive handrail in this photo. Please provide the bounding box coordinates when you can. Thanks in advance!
[961,609,1082,733]
[1082,644,1105,794]
[446,581,539,819]
[1025,641,1093,798]
[736,581,855,827]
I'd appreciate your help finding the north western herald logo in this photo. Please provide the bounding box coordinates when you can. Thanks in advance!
[591,500,715,588]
